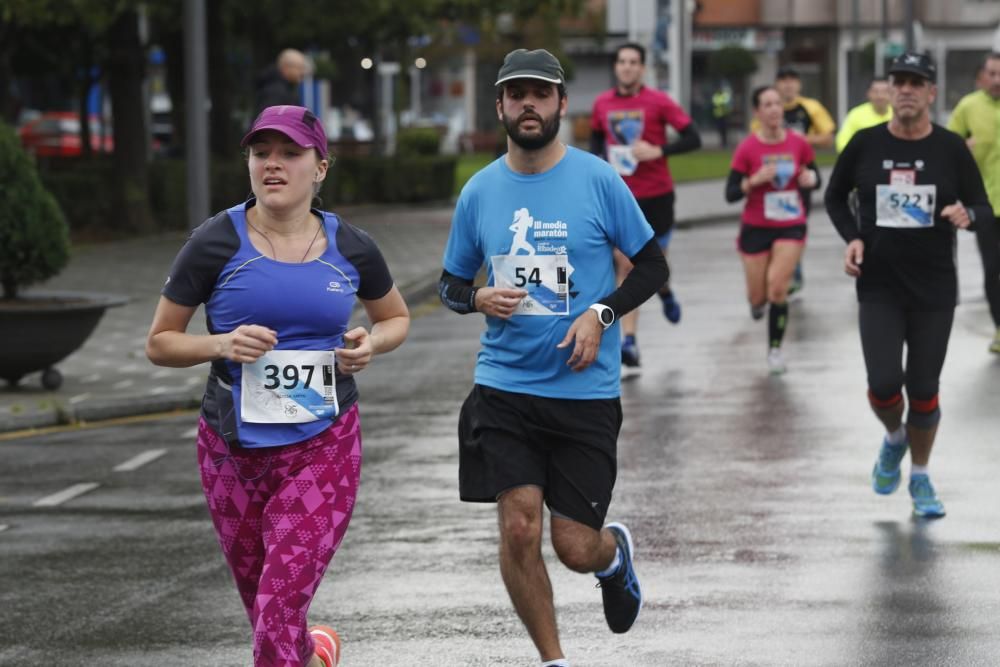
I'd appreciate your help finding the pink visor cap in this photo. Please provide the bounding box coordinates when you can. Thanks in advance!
[241,105,329,159]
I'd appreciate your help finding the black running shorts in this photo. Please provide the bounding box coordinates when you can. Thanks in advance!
[457,384,621,531]
[737,223,807,255]
[637,191,676,237]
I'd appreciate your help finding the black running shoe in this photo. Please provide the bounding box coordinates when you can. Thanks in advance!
[621,337,640,367]
[596,522,642,633]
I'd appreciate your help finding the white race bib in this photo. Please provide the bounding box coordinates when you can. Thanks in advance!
[491,254,569,316]
[764,190,803,221]
[240,350,338,424]
[876,184,936,228]
[607,145,638,176]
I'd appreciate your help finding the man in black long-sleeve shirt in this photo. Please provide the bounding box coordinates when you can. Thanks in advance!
[824,51,991,519]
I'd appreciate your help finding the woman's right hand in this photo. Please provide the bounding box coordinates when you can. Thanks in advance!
[844,239,865,277]
[220,324,278,362]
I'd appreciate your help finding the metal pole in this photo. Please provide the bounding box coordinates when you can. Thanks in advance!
[904,0,915,51]
[876,0,888,77]
[850,0,860,102]
[681,0,691,110]
[183,0,209,228]
[668,0,681,102]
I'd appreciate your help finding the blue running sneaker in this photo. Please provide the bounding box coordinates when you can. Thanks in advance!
[872,437,908,495]
[909,474,946,518]
[621,335,640,368]
[596,522,642,633]
[659,291,681,324]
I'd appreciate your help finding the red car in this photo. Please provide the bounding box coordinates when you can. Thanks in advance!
[18,112,114,157]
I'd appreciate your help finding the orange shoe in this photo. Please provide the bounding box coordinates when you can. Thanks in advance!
[309,625,341,666]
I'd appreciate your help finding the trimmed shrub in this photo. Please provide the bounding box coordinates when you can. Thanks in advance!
[396,127,442,156]
[0,121,71,299]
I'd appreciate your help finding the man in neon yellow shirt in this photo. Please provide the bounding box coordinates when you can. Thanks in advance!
[836,78,892,152]
[947,52,1000,353]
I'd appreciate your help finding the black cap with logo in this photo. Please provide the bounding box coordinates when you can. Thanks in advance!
[888,52,937,83]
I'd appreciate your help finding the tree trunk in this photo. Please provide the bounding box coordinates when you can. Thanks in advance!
[207,0,235,158]
[106,8,153,234]
[0,19,17,124]
[161,25,185,156]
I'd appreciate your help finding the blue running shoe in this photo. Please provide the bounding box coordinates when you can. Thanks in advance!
[660,291,681,324]
[596,522,642,633]
[621,336,640,367]
[909,474,946,518]
[871,437,908,495]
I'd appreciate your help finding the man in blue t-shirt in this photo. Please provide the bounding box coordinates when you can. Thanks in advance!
[439,49,667,666]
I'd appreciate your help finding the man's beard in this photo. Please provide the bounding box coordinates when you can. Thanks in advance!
[503,110,561,150]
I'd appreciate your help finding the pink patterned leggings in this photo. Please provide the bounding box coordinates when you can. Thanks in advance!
[197,405,362,666]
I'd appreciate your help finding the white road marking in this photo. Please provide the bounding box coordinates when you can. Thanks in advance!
[33,483,100,507]
[180,427,198,439]
[151,369,172,379]
[0,524,9,533]
[113,448,168,472]
[80,373,103,384]
[69,393,91,405]
[112,379,134,390]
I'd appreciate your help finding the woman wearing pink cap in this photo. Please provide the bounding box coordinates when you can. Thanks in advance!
[147,105,410,666]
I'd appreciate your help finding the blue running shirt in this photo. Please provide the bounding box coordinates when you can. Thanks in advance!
[443,146,653,399]
[162,200,394,447]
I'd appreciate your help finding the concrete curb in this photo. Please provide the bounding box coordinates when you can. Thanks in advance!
[0,391,202,434]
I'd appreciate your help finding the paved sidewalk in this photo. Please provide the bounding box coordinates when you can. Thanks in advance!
[0,174,767,432]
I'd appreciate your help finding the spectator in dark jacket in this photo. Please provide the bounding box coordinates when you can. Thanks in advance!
[254,49,308,113]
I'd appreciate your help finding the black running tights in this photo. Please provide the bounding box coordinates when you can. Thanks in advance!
[858,302,954,402]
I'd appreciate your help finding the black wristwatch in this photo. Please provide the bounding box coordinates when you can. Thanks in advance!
[588,303,615,330]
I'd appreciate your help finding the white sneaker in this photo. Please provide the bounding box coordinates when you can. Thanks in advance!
[767,348,786,375]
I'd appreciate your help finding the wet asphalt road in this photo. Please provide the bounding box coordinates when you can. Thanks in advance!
[2,215,1000,667]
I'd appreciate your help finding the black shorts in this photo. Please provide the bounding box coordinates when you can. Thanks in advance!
[637,191,676,237]
[457,384,621,530]
[737,224,807,256]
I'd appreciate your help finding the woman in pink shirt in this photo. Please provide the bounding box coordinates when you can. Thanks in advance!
[725,85,821,374]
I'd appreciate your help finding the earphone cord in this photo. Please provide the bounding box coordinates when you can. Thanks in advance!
[246,217,322,263]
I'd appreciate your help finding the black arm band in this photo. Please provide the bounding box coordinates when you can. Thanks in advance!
[590,129,606,157]
[662,124,701,157]
[438,269,478,314]
[599,239,668,317]
[725,169,746,203]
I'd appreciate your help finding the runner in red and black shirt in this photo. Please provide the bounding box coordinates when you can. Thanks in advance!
[590,42,701,368]
[725,85,820,375]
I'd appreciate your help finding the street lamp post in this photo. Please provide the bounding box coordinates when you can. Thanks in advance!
[183,0,209,229]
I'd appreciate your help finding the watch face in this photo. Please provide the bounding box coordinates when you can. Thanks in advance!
[600,308,614,325]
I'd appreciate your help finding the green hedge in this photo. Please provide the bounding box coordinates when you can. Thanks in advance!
[396,127,443,156]
[34,153,456,235]
[323,155,457,205]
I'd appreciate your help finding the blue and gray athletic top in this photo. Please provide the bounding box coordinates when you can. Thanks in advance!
[162,199,394,448]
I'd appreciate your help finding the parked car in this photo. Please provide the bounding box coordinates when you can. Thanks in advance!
[17,111,114,157]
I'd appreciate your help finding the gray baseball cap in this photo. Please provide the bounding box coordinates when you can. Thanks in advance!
[495,49,565,86]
